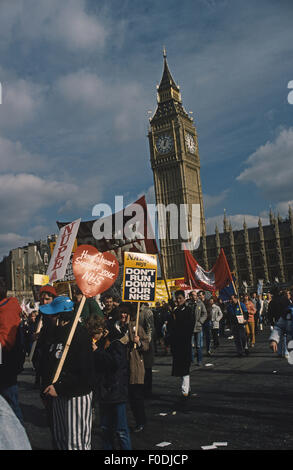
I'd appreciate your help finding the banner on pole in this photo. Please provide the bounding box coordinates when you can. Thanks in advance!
[122,252,157,302]
[57,196,158,265]
[47,219,81,283]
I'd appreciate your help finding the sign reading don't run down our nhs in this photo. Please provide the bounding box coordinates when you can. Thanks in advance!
[122,252,157,302]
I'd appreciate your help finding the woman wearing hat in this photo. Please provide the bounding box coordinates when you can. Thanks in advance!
[39,296,94,450]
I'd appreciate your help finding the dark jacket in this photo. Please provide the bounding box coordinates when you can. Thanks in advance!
[93,338,128,404]
[268,295,290,325]
[169,303,195,377]
[227,302,248,327]
[40,322,94,398]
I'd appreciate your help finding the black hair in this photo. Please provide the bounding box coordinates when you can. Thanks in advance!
[84,315,105,336]
[59,310,74,323]
[175,290,185,298]
[104,294,113,299]
[118,302,132,316]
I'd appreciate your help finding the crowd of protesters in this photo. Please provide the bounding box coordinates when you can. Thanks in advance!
[0,276,292,450]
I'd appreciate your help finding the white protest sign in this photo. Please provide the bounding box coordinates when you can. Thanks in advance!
[47,218,81,283]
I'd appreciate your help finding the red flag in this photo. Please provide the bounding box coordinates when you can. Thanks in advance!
[184,248,232,292]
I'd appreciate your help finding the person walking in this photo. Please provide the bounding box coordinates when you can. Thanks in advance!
[227,295,249,357]
[210,298,223,350]
[169,291,195,398]
[189,291,207,366]
[243,294,256,348]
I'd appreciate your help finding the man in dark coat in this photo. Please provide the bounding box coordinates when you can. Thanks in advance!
[169,290,195,398]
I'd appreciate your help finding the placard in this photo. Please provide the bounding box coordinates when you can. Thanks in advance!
[122,252,157,302]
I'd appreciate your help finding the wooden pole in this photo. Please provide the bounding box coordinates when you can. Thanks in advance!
[68,282,72,300]
[52,295,86,384]
[158,252,171,301]
[134,302,140,350]
[29,316,43,363]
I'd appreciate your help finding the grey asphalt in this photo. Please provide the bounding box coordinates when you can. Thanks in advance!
[19,326,293,450]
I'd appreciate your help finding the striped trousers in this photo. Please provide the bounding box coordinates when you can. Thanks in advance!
[52,392,93,450]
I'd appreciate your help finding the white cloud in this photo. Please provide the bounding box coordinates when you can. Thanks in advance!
[203,190,229,210]
[0,233,30,259]
[0,173,78,232]
[0,135,47,173]
[0,0,108,51]
[0,76,45,130]
[56,71,107,110]
[55,70,148,141]
[274,200,293,218]
[237,127,293,201]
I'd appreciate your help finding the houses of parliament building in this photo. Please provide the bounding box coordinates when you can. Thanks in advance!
[148,51,293,287]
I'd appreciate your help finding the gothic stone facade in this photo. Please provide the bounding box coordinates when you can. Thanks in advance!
[195,209,293,287]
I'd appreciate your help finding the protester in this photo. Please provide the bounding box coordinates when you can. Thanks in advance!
[210,298,223,350]
[268,286,289,358]
[218,298,228,337]
[243,294,256,348]
[255,294,264,333]
[0,278,24,423]
[32,285,57,389]
[39,296,94,450]
[152,302,163,354]
[90,313,132,450]
[227,295,249,357]
[263,293,271,326]
[269,289,293,356]
[139,302,155,398]
[169,290,195,398]
[102,294,119,329]
[127,302,149,433]
[189,291,207,366]
[198,290,212,356]
[24,311,38,356]
[73,285,103,322]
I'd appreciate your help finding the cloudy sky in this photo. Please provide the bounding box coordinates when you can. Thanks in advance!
[0,0,292,259]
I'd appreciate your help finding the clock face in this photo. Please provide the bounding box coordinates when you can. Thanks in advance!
[156,134,173,154]
[185,133,196,154]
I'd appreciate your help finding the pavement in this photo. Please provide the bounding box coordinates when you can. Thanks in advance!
[19,326,293,450]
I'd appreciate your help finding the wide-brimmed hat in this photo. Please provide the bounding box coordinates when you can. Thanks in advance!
[39,296,74,315]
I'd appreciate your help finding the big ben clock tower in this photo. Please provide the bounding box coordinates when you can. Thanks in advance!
[148,49,207,279]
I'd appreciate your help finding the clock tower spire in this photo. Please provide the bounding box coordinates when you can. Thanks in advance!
[148,52,206,278]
